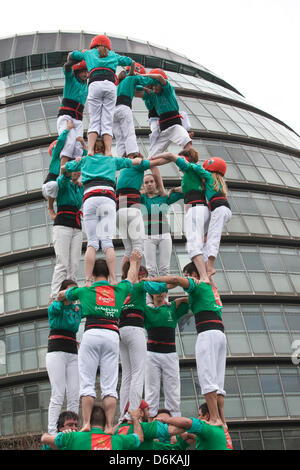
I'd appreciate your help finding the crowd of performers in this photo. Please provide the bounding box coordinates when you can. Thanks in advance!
[40,34,233,451]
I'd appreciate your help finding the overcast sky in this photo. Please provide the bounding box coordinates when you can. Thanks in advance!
[1,0,299,135]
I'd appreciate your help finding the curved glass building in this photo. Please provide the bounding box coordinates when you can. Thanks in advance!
[0,31,300,450]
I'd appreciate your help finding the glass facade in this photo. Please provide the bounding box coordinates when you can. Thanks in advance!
[0,32,299,449]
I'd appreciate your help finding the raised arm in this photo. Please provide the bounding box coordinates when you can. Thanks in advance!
[144,275,191,290]
[41,432,58,450]
[129,409,144,444]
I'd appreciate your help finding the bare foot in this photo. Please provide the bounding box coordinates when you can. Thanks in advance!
[80,423,91,432]
[104,426,113,435]
[200,276,211,284]
[208,418,224,427]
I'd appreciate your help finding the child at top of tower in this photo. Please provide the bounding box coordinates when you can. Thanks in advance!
[69,34,135,157]
[57,57,88,171]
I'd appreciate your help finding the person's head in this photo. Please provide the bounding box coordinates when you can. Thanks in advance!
[198,403,209,421]
[203,157,228,197]
[59,279,78,291]
[90,405,106,428]
[93,259,109,280]
[183,262,200,280]
[179,148,199,164]
[57,411,79,432]
[94,138,105,155]
[127,151,144,160]
[118,70,126,83]
[149,68,167,94]
[152,292,168,307]
[138,265,148,282]
[71,171,81,183]
[90,34,111,58]
[143,173,157,195]
[72,61,88,82]
[153,409,171,422]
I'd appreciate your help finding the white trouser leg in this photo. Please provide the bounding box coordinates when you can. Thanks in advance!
[157,233,172,276]
[83,195,116,252]
[161,352,181,416]
[67,228,83,281]
[143,236,159,277]
[149,124,191,158]
[119,326,147,418]
[51,225,74,299]
[185,205,210,260]
[87,81,117,137]
[118,207,145,257]
[78,329,119,400]
[145,351,162,418]
[113,105,138,155]
[195,330,227,396]
[203,206,232,260]
[57,115,83,159]
[46,351,79,434]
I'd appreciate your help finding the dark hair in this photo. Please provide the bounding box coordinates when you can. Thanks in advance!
[57,411,79,431]
[94,138,105,154]
[183,262,199,277]
[127,151,144,160]
[155,408,171,417]
[90,405,106,427]
[199,403,209,416]
[93,259,109,279]
[139,265,148,277]
[59,279,77,292]
[179,148,199,163]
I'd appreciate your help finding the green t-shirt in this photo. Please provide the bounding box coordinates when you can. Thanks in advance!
[152,435,190,450]
[144,301,189,330]
[175,157,205,196]
[65,154,133,186]
[140,192,184,235]
[48,129,70,178]
[117,75,158,100]
[66,280,132,319]
[115,420,170,450]
[55,174,84,209]
[184,278,223,319]
[70,49,132,73]
[48,300,82,333]
[121,281,168,314]
[150,81,179,115]
[116,160,150,191]
[188,418,233,450]
[55,427,140,450]
[62,66,88,105]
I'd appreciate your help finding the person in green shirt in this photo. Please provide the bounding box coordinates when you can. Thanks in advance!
[42,411,79,450]
[49,166,84,300]
[46,279,82,434]
[41,405,143,451]
[143,261,226,427]
[70,34,135,156]
[158,402,233,451]
[144,292,189,419]
[57,58,88,170]
[113,68,162,158]
[118,263,170,423]
[141,173,184,287]
[114,406,187,450]
[56,250,141,435]
[150,148,211,284]
[116,152,169,275]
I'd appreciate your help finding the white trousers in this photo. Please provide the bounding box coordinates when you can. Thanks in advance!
[46,351,79,434]
[78,329,119,400]
[113,104,138,156]
[185,205,210,260]
[143,232,172,277]
[87,80,116,137]
[50,225,83,299]
[145,351,181,418]
[118,207,145,257]
[83,194,116,252]
[203,206,232,261]
[57,115,84,159]
[195,330,227,396]
[149,124,191,158]
[119,326,147,419]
